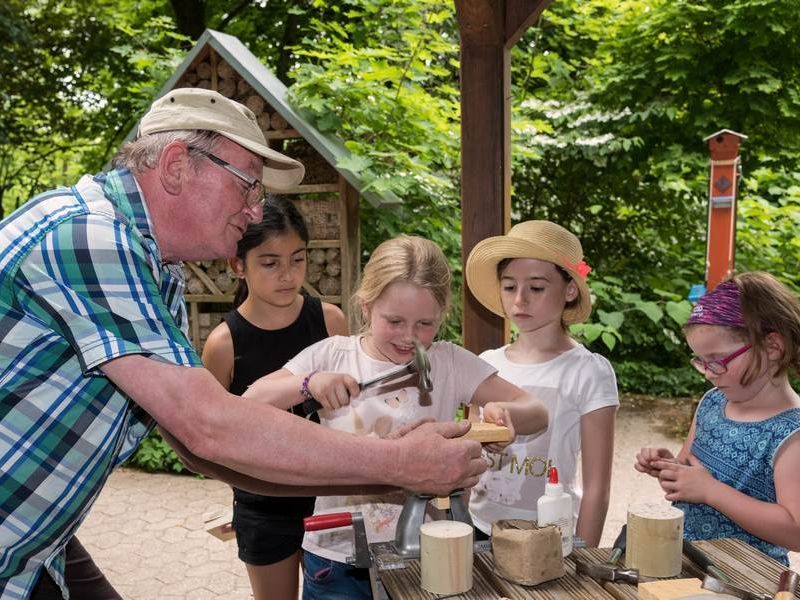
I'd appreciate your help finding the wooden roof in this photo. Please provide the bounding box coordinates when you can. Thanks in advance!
[120,29,401,208]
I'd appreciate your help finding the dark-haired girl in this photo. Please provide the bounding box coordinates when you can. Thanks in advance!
[202,195,346,600]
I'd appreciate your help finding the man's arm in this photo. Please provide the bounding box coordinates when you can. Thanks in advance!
[157,426,395,496]
[102,354,486,494]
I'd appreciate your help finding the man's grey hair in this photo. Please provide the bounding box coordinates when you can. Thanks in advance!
[112,130,222,174]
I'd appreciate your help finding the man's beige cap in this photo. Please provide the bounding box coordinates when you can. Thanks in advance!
[138,88,304,190]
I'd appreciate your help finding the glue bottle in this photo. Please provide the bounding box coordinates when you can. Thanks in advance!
[537,466,574,557]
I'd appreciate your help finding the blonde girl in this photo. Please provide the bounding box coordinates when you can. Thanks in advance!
[464,220,619,547]
[246,234,548,599]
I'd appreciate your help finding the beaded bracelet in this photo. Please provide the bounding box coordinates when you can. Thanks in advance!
[301,370,318,402]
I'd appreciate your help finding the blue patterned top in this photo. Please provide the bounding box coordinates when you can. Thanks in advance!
[0,169,201,599]
[676,388,800,565]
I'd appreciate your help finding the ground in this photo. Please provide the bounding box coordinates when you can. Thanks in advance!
[77,398,798,599]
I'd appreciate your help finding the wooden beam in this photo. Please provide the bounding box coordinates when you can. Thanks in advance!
[505,0,552,47]
[454,0,504,46]
[457,1,510,353]
[456,0,551,353]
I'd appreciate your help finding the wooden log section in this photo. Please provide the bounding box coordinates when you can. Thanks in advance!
[626,502,684,578]
[419,520,473,595]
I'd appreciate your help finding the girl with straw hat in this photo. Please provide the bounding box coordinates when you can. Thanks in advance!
[465,220,619,548]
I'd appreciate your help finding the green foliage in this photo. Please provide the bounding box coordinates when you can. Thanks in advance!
[612,360,709,397]
[571,276,694,364]
[126,429,187,474]
[287,0,466,339]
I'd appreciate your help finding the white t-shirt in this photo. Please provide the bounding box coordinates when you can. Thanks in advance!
[283,335,497,563]
[469,344,618,535]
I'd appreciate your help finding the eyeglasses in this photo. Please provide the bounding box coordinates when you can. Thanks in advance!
[188,146,265,209]
[690,344,751,375]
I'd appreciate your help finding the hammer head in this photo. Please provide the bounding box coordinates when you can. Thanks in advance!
[575,560,640,584]
[412,340,432,392]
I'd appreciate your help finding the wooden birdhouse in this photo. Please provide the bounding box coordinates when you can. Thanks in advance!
[120,30,400,351]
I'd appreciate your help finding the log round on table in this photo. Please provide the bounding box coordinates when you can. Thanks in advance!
[626,502,684,578]
[419,520,473,595]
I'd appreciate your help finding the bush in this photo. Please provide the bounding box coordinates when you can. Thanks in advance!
[612,360,709,398]
[126,429,188,474]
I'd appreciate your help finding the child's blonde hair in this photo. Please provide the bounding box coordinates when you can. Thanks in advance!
[352,235,451,332]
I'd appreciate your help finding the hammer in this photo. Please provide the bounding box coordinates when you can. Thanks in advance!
[575,525,641,584]
[302,340,433,415]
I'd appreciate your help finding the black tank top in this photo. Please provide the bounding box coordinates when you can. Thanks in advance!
[225,295,328,514]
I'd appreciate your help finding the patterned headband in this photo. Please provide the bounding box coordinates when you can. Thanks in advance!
[686,280,746,328]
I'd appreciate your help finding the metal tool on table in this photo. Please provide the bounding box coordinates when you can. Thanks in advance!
[302,340,432,415]
[683,539,730,583]
[304,491,490,597]
[775,570,799,600]
[701,573,773,600]
[576,524,643,584]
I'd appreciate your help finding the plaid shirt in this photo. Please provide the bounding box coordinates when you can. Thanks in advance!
[0,169,201,599]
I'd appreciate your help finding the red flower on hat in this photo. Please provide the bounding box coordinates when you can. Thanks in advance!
[564,259,592,279]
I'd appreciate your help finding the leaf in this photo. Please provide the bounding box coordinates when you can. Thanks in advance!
[637,301,664,324]
[598,310,625,330]
[581,323,604,343]
[336,154,373,174]
[666,300,692,326]
[601,331,617,351]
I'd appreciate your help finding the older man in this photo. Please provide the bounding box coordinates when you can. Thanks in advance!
[0,88,485,599]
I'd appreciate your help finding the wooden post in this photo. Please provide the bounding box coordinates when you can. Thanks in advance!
[703,129,746,291]
[456,0,552,353]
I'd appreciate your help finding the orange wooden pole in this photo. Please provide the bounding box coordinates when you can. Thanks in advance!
[703,129,747,291]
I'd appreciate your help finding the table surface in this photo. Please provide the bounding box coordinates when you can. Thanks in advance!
[380,538,800,599]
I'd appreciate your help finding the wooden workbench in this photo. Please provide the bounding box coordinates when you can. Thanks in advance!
[380,538,799,599]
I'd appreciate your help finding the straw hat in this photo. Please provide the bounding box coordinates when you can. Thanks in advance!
[138,88,304,190]
[465,220,593,325]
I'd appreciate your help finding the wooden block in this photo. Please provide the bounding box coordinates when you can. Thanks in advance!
[462,422,512,444]
[430,496,451,510]
[638,579,706,600]
[204,509,235,542]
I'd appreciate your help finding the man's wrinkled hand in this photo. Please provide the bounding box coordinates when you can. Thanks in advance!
[395,421,486,496]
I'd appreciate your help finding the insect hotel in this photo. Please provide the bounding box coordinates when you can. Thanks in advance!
[123,29,399,351]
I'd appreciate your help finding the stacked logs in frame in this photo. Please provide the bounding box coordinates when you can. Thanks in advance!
[176,57,290,133]
[183,259,239,296]
[307,248,342,297]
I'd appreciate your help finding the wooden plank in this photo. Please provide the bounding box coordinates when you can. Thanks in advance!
[340,178,360,332]
[505,0,553,47]
[263,183,340,194]
[382,547,618,599]
[382,538,796,599]
[463,422,513,443]
[263,128,300,139]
